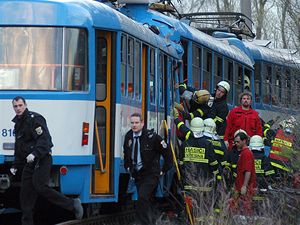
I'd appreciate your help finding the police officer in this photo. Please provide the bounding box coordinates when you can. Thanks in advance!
[123,112,173,225]
[10,96,83,225]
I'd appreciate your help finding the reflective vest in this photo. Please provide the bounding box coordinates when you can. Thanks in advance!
[269,129,294,162]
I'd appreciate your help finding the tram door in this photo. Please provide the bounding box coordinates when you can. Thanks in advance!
[92,31,114,194]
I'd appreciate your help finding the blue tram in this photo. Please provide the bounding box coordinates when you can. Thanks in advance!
[0,0,182,213]
[0,0,299,217]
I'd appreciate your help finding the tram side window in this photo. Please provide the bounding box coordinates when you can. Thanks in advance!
[121,35,127,96]
[262,64,272,104]
[96,34,107,101]
[254,62,261,103]
[292,69,300,108]
[272,66,281,106]
[192,44,201,89]
[203,48,212,91]
[150,48,155,104]
[214,54,223,88]
[282,68,291,108]
[128,37,134,98]
[134,41,141,100]
[159,53,165,107]
[234,64,243,105]
[64,29,88,91]
[224,59,233,104]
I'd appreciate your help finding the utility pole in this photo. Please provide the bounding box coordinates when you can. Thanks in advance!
[240,0,252,30]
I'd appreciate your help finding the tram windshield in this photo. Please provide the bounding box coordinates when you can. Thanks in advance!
[0,27,88,91]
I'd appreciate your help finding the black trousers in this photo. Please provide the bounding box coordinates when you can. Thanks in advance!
[20,155,74,225]
[135,173,159,225]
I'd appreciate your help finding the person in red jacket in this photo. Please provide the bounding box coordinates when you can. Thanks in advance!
[230,132,256,216]
[224,91,262,150]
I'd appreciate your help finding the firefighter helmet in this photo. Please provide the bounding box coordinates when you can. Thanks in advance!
[192,89,210,104]
[190,117,204,132]
[249,135,264,151]
[234,129,248,137]
[217,81,230,93]
[203,118,216,134]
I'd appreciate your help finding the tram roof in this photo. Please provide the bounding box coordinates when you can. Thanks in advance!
[148,10,254,68]
[244,42,300,68]
[0,0,181,58]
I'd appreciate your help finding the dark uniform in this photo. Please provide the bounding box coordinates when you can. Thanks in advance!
[252,150,275,189]
[210,94,229,138]
[203,133,227,169]
[174,118,219,222]
[224,146,240,190]
[12,108,75,225]
[178,83,211,119]
[123,128,172,225]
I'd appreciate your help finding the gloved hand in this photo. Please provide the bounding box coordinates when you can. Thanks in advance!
[174,102,184,112]
[160,171,164,177]
[26,153,35,163]
[10,168,17,175]
[173,108,179,119]
[241,185,247,195]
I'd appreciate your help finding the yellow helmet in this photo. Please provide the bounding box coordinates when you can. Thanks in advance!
[193,89,210,104]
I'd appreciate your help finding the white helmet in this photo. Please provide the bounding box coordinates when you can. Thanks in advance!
[234,129,247,137]
[203,118,216,134]
[249,135,264,151]
[244,76,250,90]
[190,117,204,133]
[217,81,230,93]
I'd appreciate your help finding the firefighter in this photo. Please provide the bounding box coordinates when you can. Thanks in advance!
[269,118,296,187]
[210,81,230,139]
[249,135,275,189]
[203,118,227,170]
[249,135,275,215]
[173,108,219,222]
[177,82,211,119]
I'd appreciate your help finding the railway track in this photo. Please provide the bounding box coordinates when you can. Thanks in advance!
[56,210,136,225]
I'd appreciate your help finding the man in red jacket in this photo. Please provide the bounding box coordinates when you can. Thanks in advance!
[230,132,256,216]
[224,91,262,150]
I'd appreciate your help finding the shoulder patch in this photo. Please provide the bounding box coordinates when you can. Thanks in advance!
[128,139,132,147]
[161,140,167,148]
[35,126,43,135]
